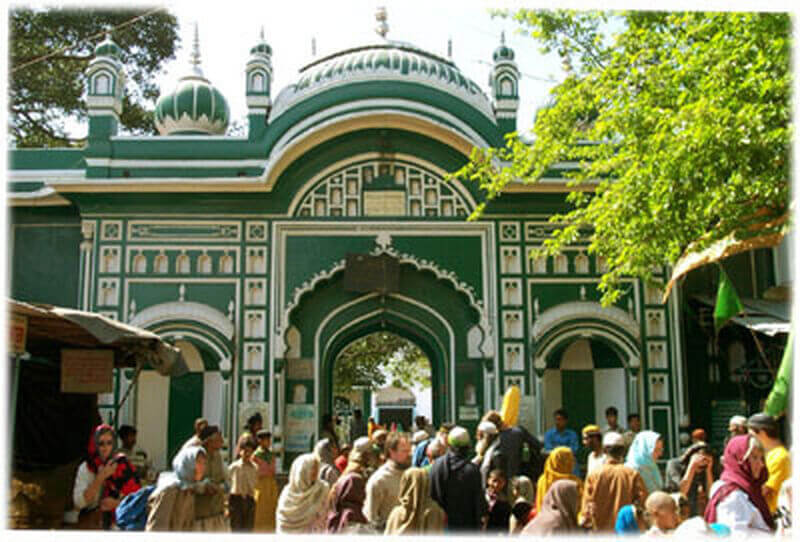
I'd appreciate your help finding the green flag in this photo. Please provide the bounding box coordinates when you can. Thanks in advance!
[765,329,792,417]
[714,266,743,333]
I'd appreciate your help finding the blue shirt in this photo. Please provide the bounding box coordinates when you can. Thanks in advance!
[543,427,580,475]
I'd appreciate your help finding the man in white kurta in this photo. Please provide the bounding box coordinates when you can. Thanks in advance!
[363,433,411,531]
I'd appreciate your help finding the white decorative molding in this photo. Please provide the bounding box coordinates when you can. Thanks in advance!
[282,237,488,341]
[532,300,641,342]
[129,301,235,340]
[293,158,471,218]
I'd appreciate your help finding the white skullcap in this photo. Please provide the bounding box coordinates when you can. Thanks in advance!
[352,436,371,453]
[477,421,498,435]
[729,415,747,426]
[602,431,625,447]
[447,426,471,447]
[412,430,429,444]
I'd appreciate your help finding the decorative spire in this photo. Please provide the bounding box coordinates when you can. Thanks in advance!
[189,23,203,76]
[312,36,317,56]
[447,37,452,58]
[259,26,265,41]
[375,6,388,39]
[500,30,506,46]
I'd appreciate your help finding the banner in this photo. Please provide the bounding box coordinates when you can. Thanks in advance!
[285,404,315,452]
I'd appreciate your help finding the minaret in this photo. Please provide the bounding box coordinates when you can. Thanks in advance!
[85,33,125,141]
[491,31,520,134]
[246,26,273,140]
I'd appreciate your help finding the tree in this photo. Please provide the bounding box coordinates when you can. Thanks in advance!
[455,11,790,305]
[10,7,180,147]
[333,332,431,395]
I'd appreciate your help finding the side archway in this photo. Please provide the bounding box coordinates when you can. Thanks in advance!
[531,301,642,436]
[129,302,235,470]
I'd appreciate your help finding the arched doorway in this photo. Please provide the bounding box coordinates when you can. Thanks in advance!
[329,331,433,438]
[532,301,642,436]
[541,337,631,434]
[281,260,486,454]
[129,302,234,470]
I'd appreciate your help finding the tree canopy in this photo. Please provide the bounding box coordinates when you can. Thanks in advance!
[333,332,431,395]
[10,7,179,147]
[455,11,791,305]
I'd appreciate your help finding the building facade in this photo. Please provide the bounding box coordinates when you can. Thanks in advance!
[10,28,766,470]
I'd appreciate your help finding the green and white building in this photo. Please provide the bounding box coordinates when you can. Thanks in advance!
[9,24,788,470]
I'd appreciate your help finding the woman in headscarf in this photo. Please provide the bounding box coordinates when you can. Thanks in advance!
[326,470,373,534]
[72,424,141,529]
[509,475,535,534]
[343,437,373,477]
[704,434,774,534]
[522,479,581,535]
[625,430,664,494]
[314,438,340,486]
[535,447,582,513]
[146,445,206,531]
[276,453,330,533]
[614,504,647,535]
[385,467,446,534]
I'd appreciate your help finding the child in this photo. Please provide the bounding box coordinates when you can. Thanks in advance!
[252,429,278,532]
[228,435,257,532]
[485,469,512,533]
[644,491,680,536]
[509,475,534,534]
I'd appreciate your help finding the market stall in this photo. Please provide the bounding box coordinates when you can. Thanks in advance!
[8,299,187,528]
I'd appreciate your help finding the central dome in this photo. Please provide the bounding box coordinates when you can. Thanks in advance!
[271,41,494,120]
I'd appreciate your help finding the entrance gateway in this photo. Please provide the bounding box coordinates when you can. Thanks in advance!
[8,23,686,470]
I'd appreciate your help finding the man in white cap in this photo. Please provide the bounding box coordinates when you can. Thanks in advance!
[474,420,501,489]
[581,431,648,532]
[430,426,487,531]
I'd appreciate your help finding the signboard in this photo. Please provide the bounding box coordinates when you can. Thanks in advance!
[343,253,400,294]
[458,406,480,421]
[285,404,315,452]
[518,396,537,435]
[710,399,747,452]
[286,358,313,380]
[9,314,28,355]
[61,349,114,393]
[363,191,406,216]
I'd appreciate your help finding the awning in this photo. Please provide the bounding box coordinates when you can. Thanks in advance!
[693,295,791,337]
[8,299,188,377]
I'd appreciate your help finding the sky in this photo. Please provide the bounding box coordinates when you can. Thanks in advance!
[63,0,569,138]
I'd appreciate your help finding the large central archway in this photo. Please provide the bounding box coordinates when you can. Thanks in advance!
[282,260,486,448]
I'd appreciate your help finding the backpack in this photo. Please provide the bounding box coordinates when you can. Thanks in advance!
[114,484,156,531]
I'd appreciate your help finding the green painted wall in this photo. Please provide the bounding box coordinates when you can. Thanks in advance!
[9,207,82,307]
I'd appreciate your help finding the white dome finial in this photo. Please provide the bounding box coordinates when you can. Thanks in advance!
[260,26,265,41]
[190,23,203,76]
[375,6,388,39]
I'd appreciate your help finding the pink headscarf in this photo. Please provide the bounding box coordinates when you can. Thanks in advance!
[704,435,774,529]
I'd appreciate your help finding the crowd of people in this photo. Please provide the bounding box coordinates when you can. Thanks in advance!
[65,405,792,538]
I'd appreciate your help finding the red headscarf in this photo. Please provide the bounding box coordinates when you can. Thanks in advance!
[86,424,141,501]
[704,434,774,529]
[326,472,368,533]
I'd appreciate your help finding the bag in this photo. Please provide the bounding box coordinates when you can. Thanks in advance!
[114,485,156,531]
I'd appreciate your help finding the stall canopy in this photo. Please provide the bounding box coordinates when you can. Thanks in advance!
[692,295,791,337]
[9,299,188,471]
[9,299,188,376]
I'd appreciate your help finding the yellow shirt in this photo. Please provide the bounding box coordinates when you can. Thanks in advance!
[765,445,791,513]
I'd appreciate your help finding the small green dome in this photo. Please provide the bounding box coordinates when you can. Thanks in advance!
[154,74,229,135]
[95,34,122,59]
[250,41,272,56]
[493,44,514,62]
